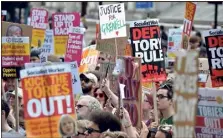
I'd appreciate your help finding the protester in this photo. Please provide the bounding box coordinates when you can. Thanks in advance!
[3,78,16,92]
[76,95,102,120]
[2,100,14,133]
[142,93,153,127]
[30,48,41,63]
[100,131,129,138]
[79,73,98,95]
[6,87,23,107]
[75,120,91,138]
[58,114,77,137]
[93,87,108,108]
[189,35,200,50]
[155,125,173,138]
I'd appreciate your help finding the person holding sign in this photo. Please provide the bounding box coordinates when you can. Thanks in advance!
[58,114,77,137]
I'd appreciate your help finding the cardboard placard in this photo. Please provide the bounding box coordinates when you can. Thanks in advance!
[99,3,126,39]
[20,64,75,138]
[96,23,128,56]
[129,19,166,82]
[65,27,84,66]
[203,29,223,87]
[52,12,80,56]
[118,56,142,128]
[30,8,48,48]
[167,28,183,61]
[173,50,199,138]
[79,45,100,73]
[181,2,197,50]
[195,88,223,138]
[2,37,30,78]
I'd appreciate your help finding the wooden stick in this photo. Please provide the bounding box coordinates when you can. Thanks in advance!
[152,82,159,124]
[2,79,7,101]
[15,79,19,132]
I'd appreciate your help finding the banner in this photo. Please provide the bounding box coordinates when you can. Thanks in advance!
[30,8,48,48]
[65,27,84,65]
[118,56,142,128]
[195,88,223,138]
[96,23,128,56]
[129,19,166,82]
[39,29,54,56]
[181,2,197,50]
[2,37,30,78]
[20,64,75,138]
[79,45,100,73]
[99,3,126,39]
[167,28,182,61]
[173,50,199,138]
[203,29,223,87]
[52,12,80,56]
[2,10,7,21]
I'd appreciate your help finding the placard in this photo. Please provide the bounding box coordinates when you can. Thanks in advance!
[52,12,80,56]
[167,28,183,61]
[20,64,75,138]
[181,2,197,50]
[99,3,126,39]
[198,58,211,87]
[195,88,223,138]
[203,29,223,87]
[118,56,142,128]
[173,50,199,138]
[129,19,166,82]
[65,27,84,65]
[30,8,48,48]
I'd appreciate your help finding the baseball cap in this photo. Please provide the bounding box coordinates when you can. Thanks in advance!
[6,87,23,99]
[80,73,98,85]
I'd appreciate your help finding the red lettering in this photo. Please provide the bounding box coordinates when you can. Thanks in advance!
[219,36,223,46]
[142,27,150,39]
[133,28,141,40]
[208,37,218,47]
[150,26,158,39]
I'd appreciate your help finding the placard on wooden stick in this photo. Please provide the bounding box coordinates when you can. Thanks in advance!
[173,50,199,138]
[118,56,142,128]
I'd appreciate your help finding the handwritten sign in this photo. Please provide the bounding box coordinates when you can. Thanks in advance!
[118,56,142,128]
[173,50,199,138]
[167,28,183,61]
[52,12,80,56]
[99,3,126,39]
[181,2,196,50]
[65,27,84,65]
[195,88,223,138]
[203,29,223,87]
[20,64,75,138]
[30,8,48,48]
[129,19,166,82]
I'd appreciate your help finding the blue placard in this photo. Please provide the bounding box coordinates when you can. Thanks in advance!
[136,2,153,9]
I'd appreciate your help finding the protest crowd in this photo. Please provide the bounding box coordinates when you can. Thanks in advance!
[1,2,223,138]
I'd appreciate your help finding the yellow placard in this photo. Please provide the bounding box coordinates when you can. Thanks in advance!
[54,35,68,56]
[31,29,45,48]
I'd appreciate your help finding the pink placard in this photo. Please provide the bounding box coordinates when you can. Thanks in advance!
[65,32,83,65]
[52,12,80,36]
[30,8,48,29]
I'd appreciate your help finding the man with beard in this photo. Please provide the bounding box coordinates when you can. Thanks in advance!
[80,73,98,95]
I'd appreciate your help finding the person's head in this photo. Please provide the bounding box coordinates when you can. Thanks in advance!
[59,114,77,136]
[142,93,153,119]
[4,78,16,91]
[76,95,102,120]
[30,48,41,63]
[6,87,23,107]
[93,87,108,107]
[80,73,98,95]
[75,120,91,138]
[84,110,121,138]
[100,131,129,138]
[157,79,174,111]
[160,25,165,31]
[199,47,207,58]
[189,35,200,49]
[6,25,22,37]
[155,125,173,138]
[2,100,10,123]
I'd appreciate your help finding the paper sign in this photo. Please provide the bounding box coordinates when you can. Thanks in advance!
[52,12,80,56]
[79,45,100,73]
[119,83,126,99]
[118,56,142,128]
[30,8,48,48]
[181,2,197,50]
[198,58,210,87]
[173,50,199,138]
[195,88,223,138]
[20,64,75,138]
[99,3,126,39]
[203,29,223,87]
[65,27,84,65]
[129,19,166,82]
[167,28,183,61]
[39,29,54,56]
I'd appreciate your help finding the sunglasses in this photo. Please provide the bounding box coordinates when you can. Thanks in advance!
[98,57,105,61]
[94,93,104,98]
[156,94,168,99]
[85,127,100,134]
[76,104,88,109]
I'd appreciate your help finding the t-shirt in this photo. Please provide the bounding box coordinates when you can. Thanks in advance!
[159,116,173,125]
